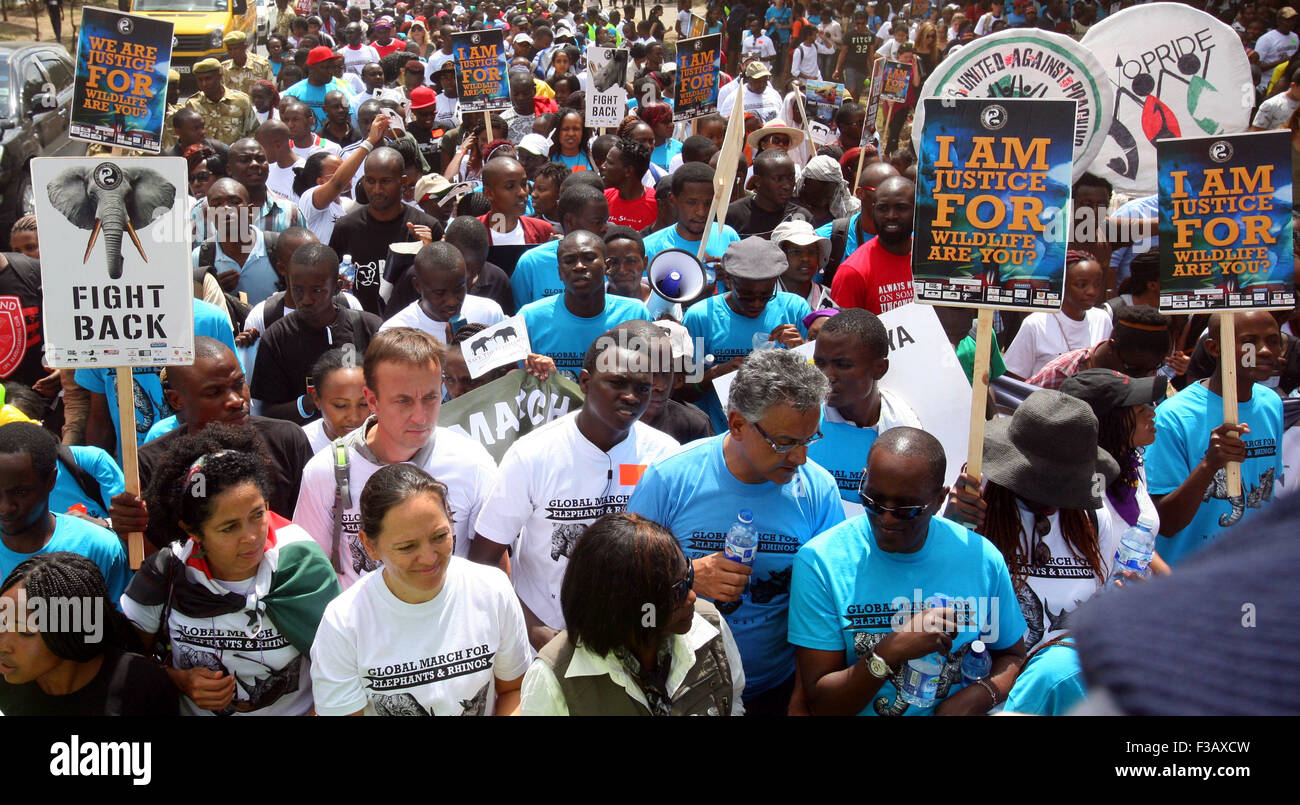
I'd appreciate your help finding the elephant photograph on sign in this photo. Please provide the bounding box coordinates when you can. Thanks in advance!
[46,162,176,280]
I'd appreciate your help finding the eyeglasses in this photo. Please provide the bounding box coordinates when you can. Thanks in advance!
[670,560,694,604]
[753,421,822,453]
[858,479,929,520]
[764,134,792,147]
[190,171,212,182]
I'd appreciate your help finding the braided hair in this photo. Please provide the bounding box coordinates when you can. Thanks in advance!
[0,552,140,660]
[979,481,1105,588]
[1097,405,1142,495]
[142,424,271,547]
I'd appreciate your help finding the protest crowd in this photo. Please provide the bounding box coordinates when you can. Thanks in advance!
[2,0,1298,719]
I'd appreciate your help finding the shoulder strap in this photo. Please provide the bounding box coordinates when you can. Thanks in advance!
[199,240,216,270]
[101,650,136,717]
[329,440,351,575]
[263,229,280,262]
[56,444,107,512]
[825,216,851,285]
[264,291,289,329]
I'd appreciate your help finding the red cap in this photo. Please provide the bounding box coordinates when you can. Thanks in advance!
[409,85,438,110]
[306,45,340,66]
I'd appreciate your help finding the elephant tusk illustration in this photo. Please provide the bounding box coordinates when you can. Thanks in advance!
[83,219,103,263]
[125,221,148,262]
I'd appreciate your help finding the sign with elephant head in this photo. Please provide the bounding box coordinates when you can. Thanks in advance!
[33,156,195,369]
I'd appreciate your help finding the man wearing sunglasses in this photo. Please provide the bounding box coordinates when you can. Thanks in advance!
[628,349,846,716]
[1028,305,1174,391]
[789,427,1029,716]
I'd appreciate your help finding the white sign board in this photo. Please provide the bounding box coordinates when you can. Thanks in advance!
[33,157,194,368]
[712,304,970,489]
[585,46,629,128]
[464,315,532,378]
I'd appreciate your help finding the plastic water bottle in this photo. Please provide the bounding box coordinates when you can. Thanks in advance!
[899,593,951,708]
[718,510,758,615]
[961,640,992,684]
[1157,363,1177,381]
[340,253,356,285]
[1107,516,1158,586]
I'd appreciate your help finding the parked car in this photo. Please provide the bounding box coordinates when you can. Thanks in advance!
[0,41,86,251]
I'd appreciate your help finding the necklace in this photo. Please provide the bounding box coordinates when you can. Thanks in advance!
[1052,312,1084,353]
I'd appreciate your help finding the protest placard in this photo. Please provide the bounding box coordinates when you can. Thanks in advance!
[463,315,533,379]
[673,34,722,123]
[880,60,910,103]
[585,46,630,128]
[912,98,1075,312]
[804,80,849,129]
[452,29,509,116]
[70,8,174,154]
[912,28,1114,181]
[864,55,885,138]
[441,371,585,462]
[1083,2,1252,196]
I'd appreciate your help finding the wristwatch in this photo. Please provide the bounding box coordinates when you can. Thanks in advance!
[867,648,894,680]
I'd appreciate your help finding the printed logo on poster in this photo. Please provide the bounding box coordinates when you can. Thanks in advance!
[32,157,195,369]
[70,8,175,155]
[1157,130,1295,313]
[911,98,1075,312]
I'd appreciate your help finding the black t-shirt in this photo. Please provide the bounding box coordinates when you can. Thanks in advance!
[0,253,46,387]
[726,196,815,239]
[321,124,363,148]
[649,399,714,444]
[845,32,876,72]
[0,647,179,716]
[251,307,383,411]
[386,260,516,319]
[139,415,314,525]
[328,204,444,315]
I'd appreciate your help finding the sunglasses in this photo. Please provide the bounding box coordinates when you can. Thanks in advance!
[858,477,929,520]
[764,134,792,147]
[190,171,212,182]
[753,421,822,454]
[670,560,694,604]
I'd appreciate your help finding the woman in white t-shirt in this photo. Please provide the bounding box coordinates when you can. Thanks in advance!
[121,428,341,716]
[1003,251,1114,379]
[301,347,369,454]
[310,464,531,716]
[294,114,387,244]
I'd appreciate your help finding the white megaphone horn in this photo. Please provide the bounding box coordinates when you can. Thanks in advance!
[645,249,707,320]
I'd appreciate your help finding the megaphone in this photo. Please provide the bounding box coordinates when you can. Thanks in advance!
[645,249,708,320]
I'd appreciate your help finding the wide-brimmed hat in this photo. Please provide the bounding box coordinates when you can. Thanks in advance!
[1059,369,1167,420]
[747,119,805,150]
[771,219,830,266]
[983,390,1120,510]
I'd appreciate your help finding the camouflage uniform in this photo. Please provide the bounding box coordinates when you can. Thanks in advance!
[184,88,258,145]
[221,53,275,98]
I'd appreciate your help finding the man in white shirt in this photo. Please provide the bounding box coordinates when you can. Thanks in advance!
[469,324,680,649]
[742,17,778,72]
[974,0,1007,36]
[256,119,306,204]
[425,24,458,83]
[338,22,381,74]
[380,242,505,343]
[1257,7,1300,81]
[293,327,499,588]
[719,61,786,123]
[1252,64,1300,129]
[791,26,836,81]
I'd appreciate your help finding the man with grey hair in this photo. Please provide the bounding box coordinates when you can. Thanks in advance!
[627,348,846,716]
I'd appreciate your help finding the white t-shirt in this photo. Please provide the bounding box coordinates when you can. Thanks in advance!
[1252,91,1300,130]
[299,182,349,245]
[425,49,456,83]
[1003,308,1114,379]
[1256,28,1299,67]
[489,219,527,245]
[877,38,902,62]
[267,158,304,204]
[741,32,777,65]
[475,412,680,630]
[293,420,499,588]
[1014,504,1119,652]
[310,556,532,715]
[378,296,506,344]
[302,418,332,455]
[1099,462,1161,541]
[341,43,382,75]
[119,524,320,717]
[718,81,785,124]
[677,10,693,36]
[291,135,343,162]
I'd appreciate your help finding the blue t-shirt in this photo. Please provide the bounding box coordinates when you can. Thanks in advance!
[143,415,181,443]
[788,514,1027,716]
[641,223,741,264]
[626,435,846,696]
[554,152,596,172]
[651,138,683,171]
[52,446,125,521]
[511,240,562,311]
[0,513,129,604]
[1002,639,1086,716]
[282,78,354,127]
[1106,194,1159,284]
[807,418,877,502]
[765,7,793,43]
[1145,380,1284,566]
[75,299,237,464]
[815,212,874,279]
[682,291,812,431]
[519,293,652,379]
[191,228,279,306]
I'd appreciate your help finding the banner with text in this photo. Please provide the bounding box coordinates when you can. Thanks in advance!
[441,370,585,463]
[880,60,911,103]
[912,98,1074,311]
[1158,131,1295,313]
[673,34,722,123]
[70,8,174,154]
[452,29,510,114]
[33,157,195,367]
[585,46,630,128]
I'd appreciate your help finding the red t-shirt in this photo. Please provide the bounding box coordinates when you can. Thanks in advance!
[373,40,405,59]
[604,186,658,231]
[829,237,914,315]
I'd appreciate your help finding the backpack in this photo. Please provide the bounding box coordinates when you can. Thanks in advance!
[329,439,352,575]
[824,215,852,286]
[258,289,357,332]
[196,230,281,332]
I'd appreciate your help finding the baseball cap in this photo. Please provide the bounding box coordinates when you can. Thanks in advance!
[743,61,771,79]
[192,58,223,75]
[1282,7,1298,19]
[414,174,474,206]
[514,33,534,45]
[306,45,340,66]
[517,132,551,156]
[409,86,438,110]
[1058,369,1168,420]
[375,15,396,27]
[722,237,789,281]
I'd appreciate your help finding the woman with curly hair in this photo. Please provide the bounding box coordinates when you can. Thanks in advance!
[0,552,179,715]
[121,424,340,716]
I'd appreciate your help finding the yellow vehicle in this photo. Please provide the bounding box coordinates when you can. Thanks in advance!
[130,0,257,89]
